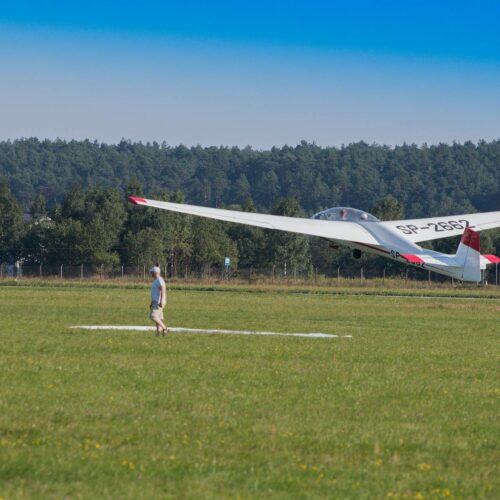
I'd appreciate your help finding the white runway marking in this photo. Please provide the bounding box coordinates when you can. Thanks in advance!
[70,325,351,339]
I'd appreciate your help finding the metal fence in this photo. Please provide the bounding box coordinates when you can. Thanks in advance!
[1,263,498,286]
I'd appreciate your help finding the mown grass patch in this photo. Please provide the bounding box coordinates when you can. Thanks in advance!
[0,286,498,498]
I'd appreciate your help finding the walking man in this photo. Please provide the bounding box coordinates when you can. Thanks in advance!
[149,266,168,336]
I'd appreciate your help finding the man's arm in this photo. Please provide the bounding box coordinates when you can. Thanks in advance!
[160,282,167,308]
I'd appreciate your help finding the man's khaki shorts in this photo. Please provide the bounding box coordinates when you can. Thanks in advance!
[150,301,164,321]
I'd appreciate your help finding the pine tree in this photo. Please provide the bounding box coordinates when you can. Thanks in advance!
[0,178,24,263]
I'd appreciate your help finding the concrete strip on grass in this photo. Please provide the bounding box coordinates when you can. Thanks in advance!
[70,325,351,339]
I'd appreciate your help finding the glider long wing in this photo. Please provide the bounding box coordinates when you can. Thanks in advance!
[128,197,380,245]
[380,211,500,243]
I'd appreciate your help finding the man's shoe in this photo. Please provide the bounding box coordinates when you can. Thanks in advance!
[162,328,169,336]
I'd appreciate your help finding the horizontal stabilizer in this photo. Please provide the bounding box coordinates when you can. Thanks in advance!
[482,254,500,264]
[401,253,450,266]
[401,254,424,264]
[480,254,500,269]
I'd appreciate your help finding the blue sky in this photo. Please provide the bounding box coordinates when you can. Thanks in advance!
[0,0,499,147]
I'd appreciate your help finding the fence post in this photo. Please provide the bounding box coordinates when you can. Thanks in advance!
[60,264,63,280]
[337,266,340,282]
[361,267,364,280]
[294,267,297,282]
[383,267,386,283]
[272,265,275,283]
[143,264,146,282]
[121,265,124,280]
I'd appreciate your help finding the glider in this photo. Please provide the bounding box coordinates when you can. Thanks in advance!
[128,197,500,282]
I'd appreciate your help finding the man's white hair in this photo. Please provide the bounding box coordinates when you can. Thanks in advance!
[149,266,161,273]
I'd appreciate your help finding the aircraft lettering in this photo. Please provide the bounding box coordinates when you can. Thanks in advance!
[396,225,413,235]
[396,219,472,235]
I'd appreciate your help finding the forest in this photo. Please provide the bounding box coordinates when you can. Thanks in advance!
[0,138,499,277]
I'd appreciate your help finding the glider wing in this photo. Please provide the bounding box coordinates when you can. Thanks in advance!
[380,211,500,243]
[128,197,381,245]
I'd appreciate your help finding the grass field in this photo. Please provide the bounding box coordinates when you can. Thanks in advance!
[0,283,499,499]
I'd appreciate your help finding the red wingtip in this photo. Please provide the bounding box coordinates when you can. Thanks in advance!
[128,196,147,205]
[461,227,480,252]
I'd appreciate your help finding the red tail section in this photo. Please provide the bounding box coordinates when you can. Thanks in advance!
[456,228,481,282]
[460,227,480,252]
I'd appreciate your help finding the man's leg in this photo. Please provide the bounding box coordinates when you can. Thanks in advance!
[157,306,169,335]
[158,318,169,335]
[155,318,167,332]
[153,319,162,336]
[151,314,168,336]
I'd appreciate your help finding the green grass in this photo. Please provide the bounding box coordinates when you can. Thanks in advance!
[0,284,499,499]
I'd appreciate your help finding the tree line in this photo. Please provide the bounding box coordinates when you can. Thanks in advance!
[0,138,499,275]
[1,138,499,215]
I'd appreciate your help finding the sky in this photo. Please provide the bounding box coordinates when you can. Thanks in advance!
[0,0,499,148]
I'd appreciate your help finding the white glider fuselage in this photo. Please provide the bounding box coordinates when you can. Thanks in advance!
[128,197,500,282]
[327,220,464,279]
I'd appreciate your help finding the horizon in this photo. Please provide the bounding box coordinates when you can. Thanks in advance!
[2,136,500,151]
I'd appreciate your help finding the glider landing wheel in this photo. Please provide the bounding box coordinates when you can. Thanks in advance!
[352,249,362,259]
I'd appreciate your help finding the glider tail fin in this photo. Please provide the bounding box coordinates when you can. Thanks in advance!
[455,228,481,282]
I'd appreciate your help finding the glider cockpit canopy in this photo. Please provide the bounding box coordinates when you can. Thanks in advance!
[311,207,379,222]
